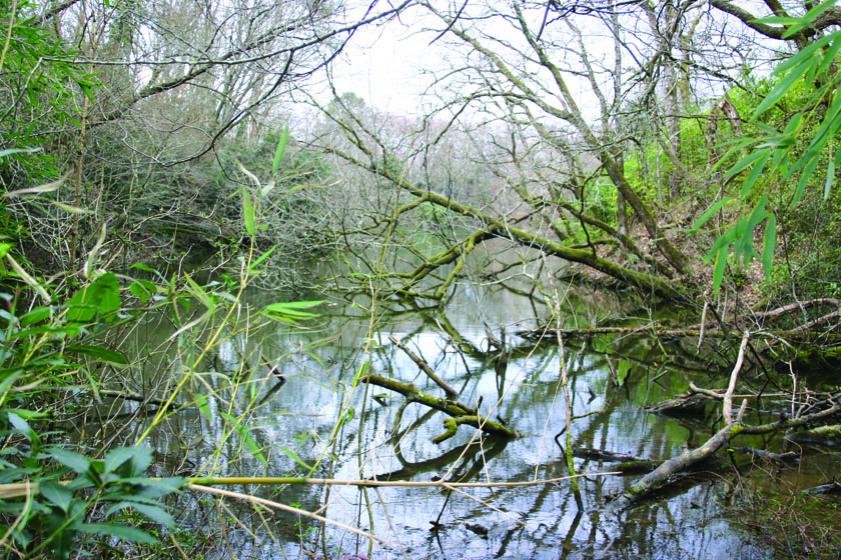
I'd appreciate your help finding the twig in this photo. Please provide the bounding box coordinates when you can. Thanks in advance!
[389,334,458,398]
[187,484,387,545]
[698,299,709,349]
[520,325,840,341]
[723,331,749,424]
[185,472,617,488]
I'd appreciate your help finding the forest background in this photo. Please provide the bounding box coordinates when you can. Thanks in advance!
[1,0,840,557]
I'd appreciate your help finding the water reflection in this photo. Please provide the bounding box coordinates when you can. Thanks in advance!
[76,283,781,558]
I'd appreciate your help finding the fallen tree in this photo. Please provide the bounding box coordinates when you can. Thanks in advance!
[608,333,841,509]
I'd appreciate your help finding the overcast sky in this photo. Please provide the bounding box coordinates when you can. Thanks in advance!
[327,8,443,117]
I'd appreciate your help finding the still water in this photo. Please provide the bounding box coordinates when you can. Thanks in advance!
[79,283,790,558]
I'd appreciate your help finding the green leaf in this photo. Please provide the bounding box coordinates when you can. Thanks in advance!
[104,447,138,474]
[19,306,52,326]
[40,480,73,512]
[242,190,256,236]
[183,274,216,312]
[282,447,314,471]
[724,149,769,179]
[783,0,838,38]
[65,273,121,323]
[77,523,156,544]
[67,344,129,366]
[129,280,156,303]
[48,448,91,474]
[793,153,820,204]
[221,412,267,466]
[248,246,277,272]
[755,15,800,26]
[753,57,813,118]
[763,214,777,280]
[272,124,290,174]
[690,198,731,233]
[0,372,22,407]
[130,263,159,275]
[196,394,211,419]
[615,360,632,386]
[0,243,11,259]
[8,412,36,441]
[261,301,322,318]
[740,149,770,198]
[712,246,728,295]
[817,36,841,75]
[106,502,174,527]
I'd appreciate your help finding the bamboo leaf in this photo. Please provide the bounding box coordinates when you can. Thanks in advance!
[67,344,129,366]
[3,173,68,197]
[242,189,256,237]
[783,0,838,37]
[753,58,813,118]
[183,274,215,312]
[818,35,841,75]
[690,197,732,233]
[222,412,267,466]
[272,124,290,174]
[740,149,770,198]
[282,447,314,471]
[763,214,777,280]
[248,246,276,273]
[712,246,728,295]
[724,149,769,179]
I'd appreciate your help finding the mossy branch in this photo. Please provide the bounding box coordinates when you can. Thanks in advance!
[360,374,517,440]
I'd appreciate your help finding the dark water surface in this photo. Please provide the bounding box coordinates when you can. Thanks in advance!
[80,283,813,559]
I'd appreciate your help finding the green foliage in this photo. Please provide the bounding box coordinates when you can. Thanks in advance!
[0,258,183,556]
[1,445,182,558]
[0,0,96,184]
[696,2,841,294]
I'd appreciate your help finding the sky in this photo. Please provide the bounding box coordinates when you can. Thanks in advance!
[327,6,444,117]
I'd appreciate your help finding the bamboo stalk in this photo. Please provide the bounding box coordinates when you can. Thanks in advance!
[0,471,623,499]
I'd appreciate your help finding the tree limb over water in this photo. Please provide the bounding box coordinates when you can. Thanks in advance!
[359,374,517,441]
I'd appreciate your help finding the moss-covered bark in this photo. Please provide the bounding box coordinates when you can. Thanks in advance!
[360,374,517,440]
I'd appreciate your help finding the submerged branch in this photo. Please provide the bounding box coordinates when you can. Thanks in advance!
[520,325,841,342]
[389,335,458,398]
[360,373,517,440]
[610,400,748,510]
